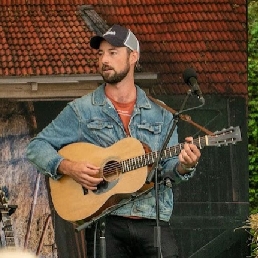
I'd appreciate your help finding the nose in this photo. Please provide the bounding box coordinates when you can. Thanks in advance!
[100,52,109,64]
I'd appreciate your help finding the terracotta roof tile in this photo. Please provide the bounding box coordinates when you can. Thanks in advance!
[0,1,247,95]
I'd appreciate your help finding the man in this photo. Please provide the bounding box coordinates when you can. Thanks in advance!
[26,24,201,258]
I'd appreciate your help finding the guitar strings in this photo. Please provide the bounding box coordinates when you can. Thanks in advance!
[101,136,209,176]
[96,128,237,177]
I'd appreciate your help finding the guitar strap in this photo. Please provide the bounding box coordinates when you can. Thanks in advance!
[147,95,213,135]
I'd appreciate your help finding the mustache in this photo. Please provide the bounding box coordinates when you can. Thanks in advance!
[102,65,114,71]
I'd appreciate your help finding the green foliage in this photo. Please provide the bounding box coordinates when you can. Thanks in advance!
[248,1,258,215]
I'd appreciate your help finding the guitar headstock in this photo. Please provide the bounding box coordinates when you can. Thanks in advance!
[0,187,9,206]
[207,126,242,147]
[0,187,17,217]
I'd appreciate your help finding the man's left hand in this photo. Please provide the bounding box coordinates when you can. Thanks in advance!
[177,137,201,174]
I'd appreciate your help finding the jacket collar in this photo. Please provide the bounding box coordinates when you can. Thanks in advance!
[92,83,151,109]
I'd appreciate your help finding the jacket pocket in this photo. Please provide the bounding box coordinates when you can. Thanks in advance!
[86,120,116,146]
[137,123,162,134]
[136,122,163,150]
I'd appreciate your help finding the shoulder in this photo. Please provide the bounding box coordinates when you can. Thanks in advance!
[69,84,105,109]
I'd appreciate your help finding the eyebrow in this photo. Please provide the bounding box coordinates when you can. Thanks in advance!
[98,47,118,52]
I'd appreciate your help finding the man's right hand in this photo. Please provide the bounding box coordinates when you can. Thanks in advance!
[57,159,103,190]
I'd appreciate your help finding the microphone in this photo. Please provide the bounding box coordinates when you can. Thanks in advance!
[182,68,205,104]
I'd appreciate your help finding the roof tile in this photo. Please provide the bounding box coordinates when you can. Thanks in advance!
[0,1,247,95]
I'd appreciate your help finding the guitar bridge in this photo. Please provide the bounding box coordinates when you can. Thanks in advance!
[82,187,88,195]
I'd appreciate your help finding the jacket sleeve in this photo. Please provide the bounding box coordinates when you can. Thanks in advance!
[26,104,81,179]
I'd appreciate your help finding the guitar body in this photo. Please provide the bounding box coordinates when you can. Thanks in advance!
[49,137,149,222]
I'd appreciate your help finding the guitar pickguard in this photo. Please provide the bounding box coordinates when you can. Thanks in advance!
[93,179,119,195]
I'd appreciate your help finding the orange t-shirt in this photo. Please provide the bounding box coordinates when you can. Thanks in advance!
[107,97,135,136]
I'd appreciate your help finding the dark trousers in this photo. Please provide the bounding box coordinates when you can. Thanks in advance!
[86,215,179,258]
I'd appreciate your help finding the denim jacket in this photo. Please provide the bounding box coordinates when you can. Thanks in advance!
[26,84,193,222]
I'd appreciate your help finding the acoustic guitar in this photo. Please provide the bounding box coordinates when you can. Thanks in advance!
[49,126,242,222]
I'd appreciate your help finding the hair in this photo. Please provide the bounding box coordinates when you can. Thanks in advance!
[126,47,142,72]
[0,248,37,258]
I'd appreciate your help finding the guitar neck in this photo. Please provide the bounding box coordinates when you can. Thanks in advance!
[1,211,15,247]
[122,136,208,172]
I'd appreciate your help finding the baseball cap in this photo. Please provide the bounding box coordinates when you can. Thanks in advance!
[90,24,140,59]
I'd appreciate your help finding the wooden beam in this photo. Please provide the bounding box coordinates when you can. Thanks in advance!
[0,73,157,101]
[0,82,99,100]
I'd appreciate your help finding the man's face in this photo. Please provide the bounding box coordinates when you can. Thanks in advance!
[97,41,131,84]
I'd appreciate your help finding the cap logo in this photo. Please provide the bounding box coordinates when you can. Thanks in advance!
[103,30,116,37]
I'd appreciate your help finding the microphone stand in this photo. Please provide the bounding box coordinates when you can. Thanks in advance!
[146,89,205,258]
[99,218,106,258]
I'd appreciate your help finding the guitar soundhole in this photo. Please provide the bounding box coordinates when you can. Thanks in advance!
[103,160,121,182]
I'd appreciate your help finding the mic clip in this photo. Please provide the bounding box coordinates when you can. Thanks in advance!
[162,173,175,188]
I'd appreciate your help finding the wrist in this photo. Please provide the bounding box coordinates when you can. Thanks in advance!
[179,162,198,173]
[174,162,196,181]
[57,159,72,176]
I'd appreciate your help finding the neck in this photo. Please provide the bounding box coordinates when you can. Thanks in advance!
[105,77,136,103]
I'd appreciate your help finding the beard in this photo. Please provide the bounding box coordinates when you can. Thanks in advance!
[100,61,130,84]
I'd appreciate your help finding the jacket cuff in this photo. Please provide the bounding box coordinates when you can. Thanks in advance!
[173,162,196,181]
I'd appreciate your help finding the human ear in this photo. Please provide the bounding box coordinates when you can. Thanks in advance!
[130,50,139,64]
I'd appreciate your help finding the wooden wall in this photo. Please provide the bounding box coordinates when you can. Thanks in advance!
[164,95,249,258]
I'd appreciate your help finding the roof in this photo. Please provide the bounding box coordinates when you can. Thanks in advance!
[0,0,247,95]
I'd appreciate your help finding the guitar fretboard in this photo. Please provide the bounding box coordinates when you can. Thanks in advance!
[121,136,207,172]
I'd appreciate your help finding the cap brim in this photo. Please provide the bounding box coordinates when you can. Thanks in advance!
[90,36,105,49]
[90,35,125,49]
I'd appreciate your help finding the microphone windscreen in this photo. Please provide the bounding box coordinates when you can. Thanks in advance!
[183,68,197,83]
